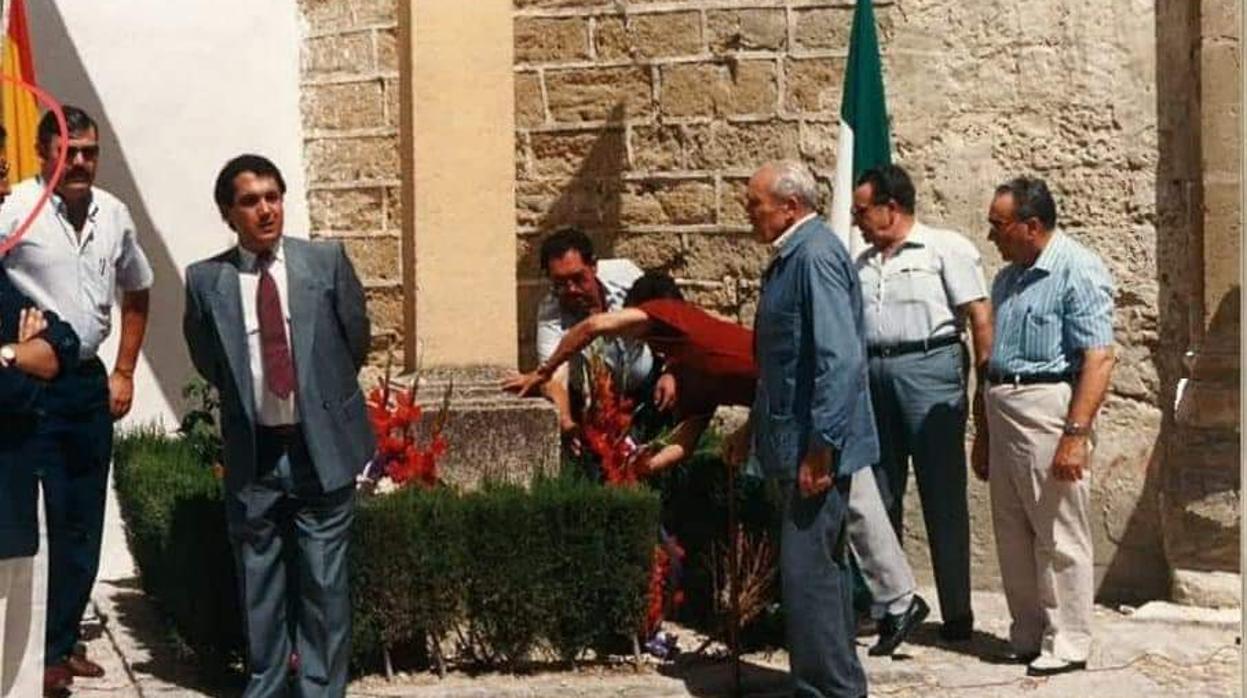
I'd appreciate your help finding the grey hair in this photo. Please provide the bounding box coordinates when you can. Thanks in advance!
[764,160,819,210]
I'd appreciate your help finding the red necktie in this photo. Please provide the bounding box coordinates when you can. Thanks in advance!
[257,252,295,398]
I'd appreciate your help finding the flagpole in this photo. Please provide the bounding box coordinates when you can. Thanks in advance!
[831,120,856,252]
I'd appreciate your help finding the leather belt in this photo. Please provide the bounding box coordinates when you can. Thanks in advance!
[257,423,301,441]
[867,334,961,358]
[986,371,1075,386]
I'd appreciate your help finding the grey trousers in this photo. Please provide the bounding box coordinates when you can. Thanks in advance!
[226,431,355,698]
[868,342,973,626]
[780,476,867,698]
[846,466,916,617]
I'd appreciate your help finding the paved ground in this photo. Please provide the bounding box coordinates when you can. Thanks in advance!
[71,476,1243,697]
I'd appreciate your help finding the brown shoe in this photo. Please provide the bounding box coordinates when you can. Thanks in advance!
[65,653,106,678]
[43,664,73,696]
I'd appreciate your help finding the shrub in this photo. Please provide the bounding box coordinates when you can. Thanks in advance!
[532,477,658,663]
[112,428,244,667]
[461,484,548,666]
[351,484,466,669]
[113,430,661,673]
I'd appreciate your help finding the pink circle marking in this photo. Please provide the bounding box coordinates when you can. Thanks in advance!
[0,73,67,256]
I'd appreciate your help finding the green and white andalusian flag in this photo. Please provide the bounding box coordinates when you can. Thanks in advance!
[830,0,891,255]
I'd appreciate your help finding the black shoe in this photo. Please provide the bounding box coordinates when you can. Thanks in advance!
[939,616,974,642]
[986,650,1040,665]
[868,595,930,657]
[1026,656,1087,677]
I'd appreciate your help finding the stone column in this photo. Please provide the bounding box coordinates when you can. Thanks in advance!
[397,0,558,488]
[1163,0,1242,607]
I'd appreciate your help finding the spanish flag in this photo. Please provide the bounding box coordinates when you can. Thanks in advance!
[2,0,40,182]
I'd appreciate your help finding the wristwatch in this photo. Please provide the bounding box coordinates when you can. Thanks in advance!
[1062,421,1090,437]
[0,344,16,368]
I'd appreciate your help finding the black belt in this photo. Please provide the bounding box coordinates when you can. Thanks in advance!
[986,371,1075,385]
[867,334,961,358]
[257,423,302,443]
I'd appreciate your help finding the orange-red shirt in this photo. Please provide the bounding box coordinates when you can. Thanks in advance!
[638,299,757,415]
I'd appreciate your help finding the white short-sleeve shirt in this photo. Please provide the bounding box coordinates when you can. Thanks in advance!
[855,221,988,346]
[0,178,154,359]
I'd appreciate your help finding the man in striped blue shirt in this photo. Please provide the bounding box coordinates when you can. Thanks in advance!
[978,177,1115,677]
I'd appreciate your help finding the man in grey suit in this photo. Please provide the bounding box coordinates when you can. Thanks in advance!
[183,154,374,697]
[733,160,877,698]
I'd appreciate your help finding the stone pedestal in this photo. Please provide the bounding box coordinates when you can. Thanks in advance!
[396,0,559,488]
[407,367,560,491]
[1165,333,1241,593]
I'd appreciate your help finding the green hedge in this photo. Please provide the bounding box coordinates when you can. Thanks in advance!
[113,431,660,673]
[112,427,244,668]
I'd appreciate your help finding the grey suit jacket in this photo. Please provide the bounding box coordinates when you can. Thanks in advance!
[182,237,376,495]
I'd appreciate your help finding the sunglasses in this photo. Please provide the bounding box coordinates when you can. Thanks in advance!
[65,145,100,161]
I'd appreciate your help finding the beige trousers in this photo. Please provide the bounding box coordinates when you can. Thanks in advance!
[0,486,46,697]
[986,382,1093,662]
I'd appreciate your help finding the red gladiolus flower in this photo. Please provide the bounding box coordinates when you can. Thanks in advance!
[363,375,450,492]
[429,435,448,458]
[582,356,646,486]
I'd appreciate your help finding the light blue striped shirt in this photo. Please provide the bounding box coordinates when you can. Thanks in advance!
[989,231,1114,376]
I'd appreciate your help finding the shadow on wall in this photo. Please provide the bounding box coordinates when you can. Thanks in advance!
[516,103,627,370]
[29,2,191,421]
[1162,286,1242,574]
[1096,0,1203,603]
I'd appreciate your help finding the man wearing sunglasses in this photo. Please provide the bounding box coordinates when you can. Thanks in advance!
[0,105,153,693]
[980,177,1114,677]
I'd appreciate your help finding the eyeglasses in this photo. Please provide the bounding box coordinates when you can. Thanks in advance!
[851,200,892,219]
[549,267,594,292]
[988,217,1027,235]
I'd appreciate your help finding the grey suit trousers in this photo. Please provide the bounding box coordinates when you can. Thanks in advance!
[780,477,867,698]
[868,342,973,626]
[846,465,916,617]
[226,429,354,698]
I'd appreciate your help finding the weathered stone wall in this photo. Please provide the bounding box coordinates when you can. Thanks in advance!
[1161,0,1241,605]
[513,0,1174,601]
[298,0,403,370]
[291,0,1225,603]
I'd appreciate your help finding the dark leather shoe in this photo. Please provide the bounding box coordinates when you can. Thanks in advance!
[939,616,974,641]
[43,664,73,696]
[868,595,930,656]
[65,653,106,678]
